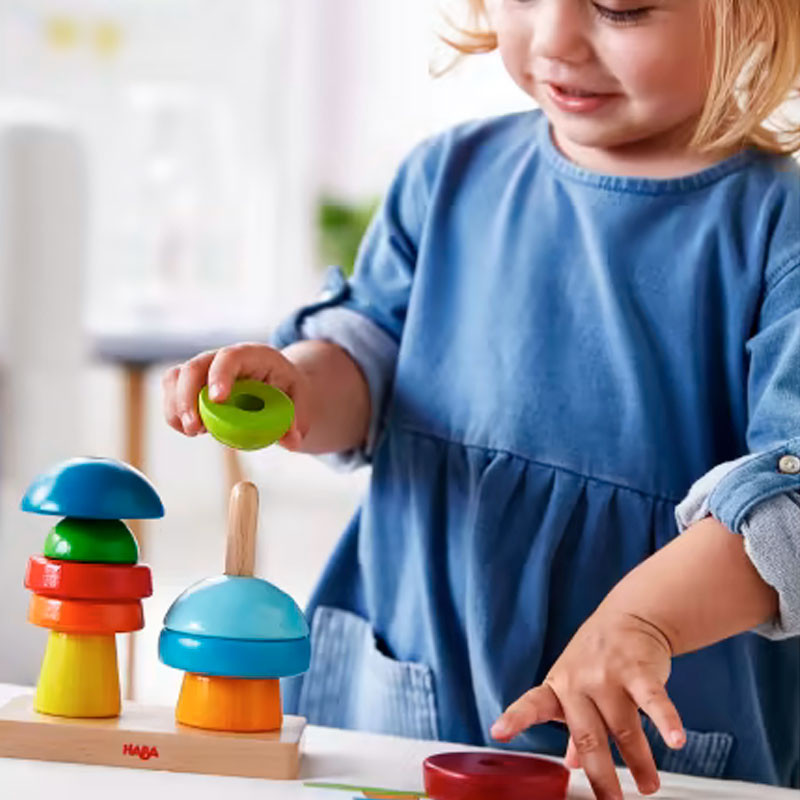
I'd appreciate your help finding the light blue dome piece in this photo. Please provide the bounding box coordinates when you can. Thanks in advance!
[158,629,311,678]
[163,575,310,641]
[21,457,165,519]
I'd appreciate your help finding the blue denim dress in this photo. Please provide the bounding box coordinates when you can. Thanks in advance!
[274,111,800,787]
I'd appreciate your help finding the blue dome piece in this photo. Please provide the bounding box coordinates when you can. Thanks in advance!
[163,575,310,641]
[158,629,311,678]
[21,457,165,519]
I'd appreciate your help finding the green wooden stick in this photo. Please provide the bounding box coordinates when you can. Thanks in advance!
[303,781,429,797]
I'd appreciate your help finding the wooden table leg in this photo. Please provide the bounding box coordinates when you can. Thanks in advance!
[123,364,146,702]
[121,365,246,702]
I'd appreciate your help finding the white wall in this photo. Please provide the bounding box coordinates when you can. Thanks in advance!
[308,0,530,200]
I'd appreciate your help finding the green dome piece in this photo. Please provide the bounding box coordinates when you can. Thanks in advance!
[43,518,139,565]
[199,379,294,451]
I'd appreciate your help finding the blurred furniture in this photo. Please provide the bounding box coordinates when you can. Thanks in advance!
[0,118,89,687]
[92,334,253,496]
[91,336,261,700]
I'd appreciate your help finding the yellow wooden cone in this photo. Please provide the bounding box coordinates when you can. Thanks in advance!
[34,631,120,718]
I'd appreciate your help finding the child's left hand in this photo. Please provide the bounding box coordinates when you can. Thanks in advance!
[490,608,686,800]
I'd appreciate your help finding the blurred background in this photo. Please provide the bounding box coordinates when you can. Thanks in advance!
[3,0,797,708]
[0,0,530,703]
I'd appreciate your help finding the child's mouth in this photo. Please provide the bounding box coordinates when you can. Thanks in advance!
[546,83,617,113]
[555,85,599,97]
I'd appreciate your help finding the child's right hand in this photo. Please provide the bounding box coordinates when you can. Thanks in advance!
[491,606,680,800]
[162,343,314,451]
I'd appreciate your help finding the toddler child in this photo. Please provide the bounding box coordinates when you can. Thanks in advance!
[163,2,800,797]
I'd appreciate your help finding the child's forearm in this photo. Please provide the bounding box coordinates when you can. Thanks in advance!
[600,516,779,656]
[281,339,371,455]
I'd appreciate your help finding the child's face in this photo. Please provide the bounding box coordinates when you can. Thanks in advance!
[490,0,713,166]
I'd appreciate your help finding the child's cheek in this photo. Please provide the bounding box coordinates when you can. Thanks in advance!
[596,29,709,117]
[601,35,708,122]
[496,33,537,99]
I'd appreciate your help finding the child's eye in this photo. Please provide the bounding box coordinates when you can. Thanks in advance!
[592,3,652,24]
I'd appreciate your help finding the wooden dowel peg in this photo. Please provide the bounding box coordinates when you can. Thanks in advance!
[224,482,258,577]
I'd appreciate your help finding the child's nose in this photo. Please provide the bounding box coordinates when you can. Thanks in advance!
[529,0,593,65]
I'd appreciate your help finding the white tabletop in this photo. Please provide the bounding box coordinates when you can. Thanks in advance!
[0,684,794,799]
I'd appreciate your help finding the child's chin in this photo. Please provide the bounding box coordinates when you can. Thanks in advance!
[550,115,646,153]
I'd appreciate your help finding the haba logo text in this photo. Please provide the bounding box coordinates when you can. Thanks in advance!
[122,743,160,760]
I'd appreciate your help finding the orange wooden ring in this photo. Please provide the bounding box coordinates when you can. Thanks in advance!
[28,595,144,634]
[25,555,152,601]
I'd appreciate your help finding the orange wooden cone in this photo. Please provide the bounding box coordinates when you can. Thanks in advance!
[28,594,143,634]
[176,673,282,732]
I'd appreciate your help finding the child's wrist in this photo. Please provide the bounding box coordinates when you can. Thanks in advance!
[597,595,677,659]
[280,340,370,454]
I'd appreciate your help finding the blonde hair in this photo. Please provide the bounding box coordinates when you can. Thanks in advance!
[440,0,800,155]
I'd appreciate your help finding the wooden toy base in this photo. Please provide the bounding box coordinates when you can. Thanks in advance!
[0,695,305,779]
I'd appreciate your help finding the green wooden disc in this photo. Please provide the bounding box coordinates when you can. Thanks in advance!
[199,379,295,451]
[43,518,138,565]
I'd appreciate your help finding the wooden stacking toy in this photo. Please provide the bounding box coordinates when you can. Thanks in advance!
[0,447,310,779]
[159,481,310,733]
[20,457,163,718]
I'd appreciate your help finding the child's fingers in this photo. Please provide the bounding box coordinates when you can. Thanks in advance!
[564,736,580,768]
[207,344,298,403]
[279,420,304,452]
[175,351,216,436]
[206,346,250,402]
[208,344,300,400]
[627,678,685,750]
[204,344,313,449]
[162,365,183,432]
[560,694,624,800]
[220,345,313,439]
[490,683,562,741]
[207,343,285,395]
[595,694,659,795]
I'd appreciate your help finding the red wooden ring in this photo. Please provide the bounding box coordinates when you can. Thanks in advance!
[28,595,144,634]
[423,752,570,800]
[25,555,152,601]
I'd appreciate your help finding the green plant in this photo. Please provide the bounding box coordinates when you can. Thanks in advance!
[316,194,379,277]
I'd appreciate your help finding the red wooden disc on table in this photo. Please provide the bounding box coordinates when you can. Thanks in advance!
[423,752,569,800]
[25,555,152,601]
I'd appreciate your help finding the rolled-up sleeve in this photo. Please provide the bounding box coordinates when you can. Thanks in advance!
[676,451,800,639]
[676,257,800,639]
[270,137,437,467]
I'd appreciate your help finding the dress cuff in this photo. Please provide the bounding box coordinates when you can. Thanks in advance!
[270,268,399,470]
[676,448,800,639]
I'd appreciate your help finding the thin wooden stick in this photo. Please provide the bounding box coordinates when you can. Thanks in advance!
[224,482,258,577]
